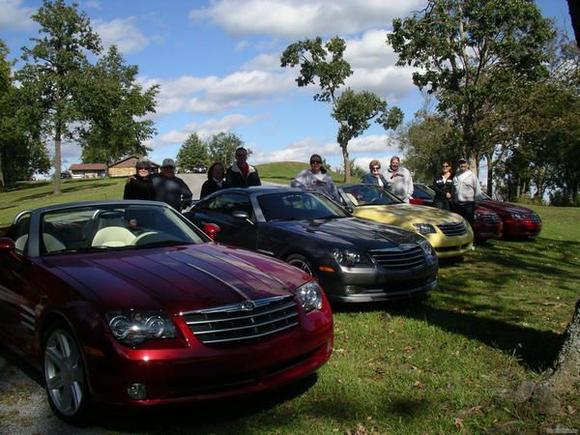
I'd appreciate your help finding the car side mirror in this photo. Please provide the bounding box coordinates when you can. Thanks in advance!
[345,206,354,214]
[0,237,15,253]
[232,210,255,225]
[202,223,221,240]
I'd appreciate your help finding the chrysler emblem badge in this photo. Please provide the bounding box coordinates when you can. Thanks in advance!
[240,301,255,311]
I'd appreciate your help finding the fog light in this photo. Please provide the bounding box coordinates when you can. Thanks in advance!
[344,285,360,295]
[127,383,147,400]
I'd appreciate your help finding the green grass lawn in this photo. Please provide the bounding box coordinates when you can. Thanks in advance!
[0,179,578,433]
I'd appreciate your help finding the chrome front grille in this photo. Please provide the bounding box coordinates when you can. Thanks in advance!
[182,296,299,345]
[437,222,467,236]
[369,246,426,270]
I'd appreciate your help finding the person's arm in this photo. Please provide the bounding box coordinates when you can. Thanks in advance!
[180,179,193,207]
[405,171,414,199]
[200,180,210,199]
[290,170,308,189]
[252,168,261,186]
[473,173,484,201]
[123,180,132,199]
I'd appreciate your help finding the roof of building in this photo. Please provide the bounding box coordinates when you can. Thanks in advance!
[69,163,107,171]
[109,155,160,169]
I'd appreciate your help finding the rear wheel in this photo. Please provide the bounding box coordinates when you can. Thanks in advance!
[286,254,315,276]
[43,324,91,424]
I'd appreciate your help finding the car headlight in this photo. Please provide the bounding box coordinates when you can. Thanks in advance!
[413,223,436,235]
[330,248,366,266]
[295,281,323,312]
[511,212,526,220]
[106,310,177,346]
[418,239,436,258]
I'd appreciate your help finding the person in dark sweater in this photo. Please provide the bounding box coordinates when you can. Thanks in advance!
[226,147,261,188]
[200,162,227,198]
[432,160,454,210]
[152,158,193,211]
[123,159,155,201]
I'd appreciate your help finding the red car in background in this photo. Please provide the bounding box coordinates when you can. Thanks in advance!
[411,184,503,241]
[0,201,333,423]
[478,193,542,238]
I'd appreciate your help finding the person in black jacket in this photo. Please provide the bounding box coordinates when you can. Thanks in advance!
[200,162,227,198]
[123,159,155,201]
[432,160,454,210]
[152,158,193,211]
[226,147,261,188]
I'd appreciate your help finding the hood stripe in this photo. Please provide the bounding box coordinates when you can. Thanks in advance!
[185,262,251,301]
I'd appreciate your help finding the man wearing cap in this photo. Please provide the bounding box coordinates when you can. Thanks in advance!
[152,158,193,211]
[453,158,483,228]
[124,159,155,201]
[385,156,413,202]
[226,147,261,188]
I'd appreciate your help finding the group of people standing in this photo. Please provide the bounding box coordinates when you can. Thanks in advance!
[432,158,483,227]
[124,148,482,227]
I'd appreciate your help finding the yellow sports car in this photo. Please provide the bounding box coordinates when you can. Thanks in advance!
[338,184,473,258]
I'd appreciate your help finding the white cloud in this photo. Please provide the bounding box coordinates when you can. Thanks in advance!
[82,0,101,10]
[94,17,150,54]
[241,53,281,72]
[142,69,294,116]
[254,134,400,165]
[190,0,424,38]
[0,0,34,30]
[156,114,263,146]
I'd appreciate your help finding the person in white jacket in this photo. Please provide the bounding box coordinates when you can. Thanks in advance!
[385,156,413,202]
[291,154,340,202]
[453,158,483,228]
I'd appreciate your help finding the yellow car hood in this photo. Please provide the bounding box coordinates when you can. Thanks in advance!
[352,204,465,226]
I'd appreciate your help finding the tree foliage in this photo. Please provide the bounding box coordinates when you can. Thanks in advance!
[207,132,245,168]
[18,0,102,194]
[0,40,50,188]
[281,37,401,182]
[77,45,158,165]
[388,0,554,174]
[176,133,209,170]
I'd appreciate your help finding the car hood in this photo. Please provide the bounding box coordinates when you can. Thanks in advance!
[41,243,308,313]
[270,217,422,249]
[353,204,465,225]
[479,199,535,216]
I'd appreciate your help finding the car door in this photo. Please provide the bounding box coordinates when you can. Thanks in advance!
[0,212,37,352]
[191,192,258,250]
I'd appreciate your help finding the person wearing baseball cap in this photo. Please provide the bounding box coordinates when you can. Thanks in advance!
[152,158,193,211]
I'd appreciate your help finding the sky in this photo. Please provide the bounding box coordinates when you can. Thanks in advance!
[0,0,574,174]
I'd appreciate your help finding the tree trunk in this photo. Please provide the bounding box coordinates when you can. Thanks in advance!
[53,122,62,195]
[0,149,5,189]
[546,298,580,393]
[342,143,351,183]
[486,153,493,196]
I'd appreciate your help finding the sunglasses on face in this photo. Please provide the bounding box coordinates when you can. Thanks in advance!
[442,164,450,167]
[310,160,322,164]
[371,166,380,170]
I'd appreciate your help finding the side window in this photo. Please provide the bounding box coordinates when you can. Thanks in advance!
[8,213,31,253]
[207,193,252,216]
[413,187,431,200]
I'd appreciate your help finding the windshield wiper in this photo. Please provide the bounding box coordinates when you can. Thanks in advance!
[133,240,193,249]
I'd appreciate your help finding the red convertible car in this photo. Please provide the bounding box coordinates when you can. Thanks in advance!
[0,201,333,423]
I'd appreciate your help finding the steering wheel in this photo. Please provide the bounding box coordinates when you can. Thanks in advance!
[131,231,162,245]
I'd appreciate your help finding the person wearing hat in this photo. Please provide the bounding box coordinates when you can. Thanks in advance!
[152,158,193,211]
[123,159,155,201]
[452,158,483,228]
[361,159,388,187]
[291,154,340,201]
[385,156,413,202]
[226,147,261,188]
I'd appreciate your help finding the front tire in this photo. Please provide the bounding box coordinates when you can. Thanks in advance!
[286,254,315,276]
[43,324,91,425]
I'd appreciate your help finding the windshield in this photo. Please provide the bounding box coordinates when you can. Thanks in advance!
[258,191,349,222]
[342,185,401,206]
[40,203,206,255]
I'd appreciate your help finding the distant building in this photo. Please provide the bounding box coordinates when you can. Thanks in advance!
[107,156,160,178]
[69,163,107,179]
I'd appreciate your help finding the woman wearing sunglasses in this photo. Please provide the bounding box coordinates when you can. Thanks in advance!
[432,160,454,210]
[361,160,388,187]
[291,154,340,202]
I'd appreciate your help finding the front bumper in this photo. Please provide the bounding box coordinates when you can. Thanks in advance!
[503,219,542,238]
[421,229,474,259]
[83,309,333,407]
[317,261,438,303]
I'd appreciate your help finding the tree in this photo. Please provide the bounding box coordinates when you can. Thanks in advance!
[281,37,401,182]
[207,132,244,168]
[77,45,158,165]
[177,133,209,170]
[0,41,50,187]
[388,0,554,177]
[18,0,101,194]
